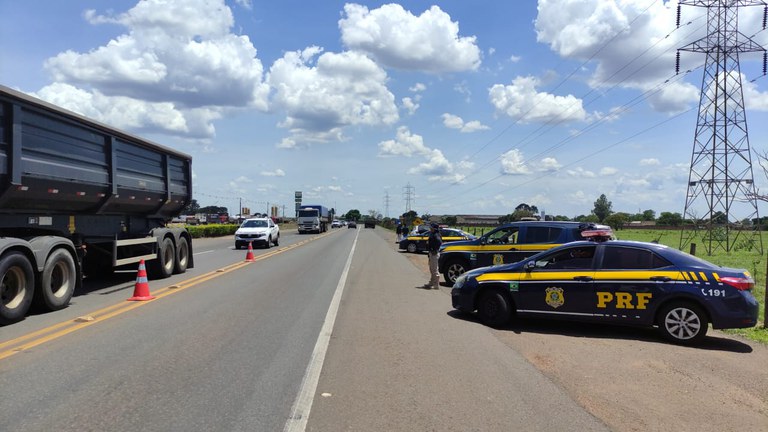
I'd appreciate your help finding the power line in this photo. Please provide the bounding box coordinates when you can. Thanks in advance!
[419,3,708,210]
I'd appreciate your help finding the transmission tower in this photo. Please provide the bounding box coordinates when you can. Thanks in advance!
[677,0,766,255]
[383,191,391,218]
[403,183,415,213]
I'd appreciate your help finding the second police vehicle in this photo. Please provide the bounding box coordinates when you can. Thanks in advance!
[399,226,476,253]
[438,221,611,284]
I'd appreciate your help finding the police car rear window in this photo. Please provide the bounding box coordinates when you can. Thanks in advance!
[522,227,562,243]
[601,246,671,270]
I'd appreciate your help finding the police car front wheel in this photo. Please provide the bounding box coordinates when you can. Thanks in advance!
[477,290,511,328]
[657,301,709,345]
[444,259,468,284]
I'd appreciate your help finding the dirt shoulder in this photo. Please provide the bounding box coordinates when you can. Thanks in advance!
[386,229,768,431]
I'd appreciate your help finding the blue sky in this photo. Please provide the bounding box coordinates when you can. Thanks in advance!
[2,0,768,220]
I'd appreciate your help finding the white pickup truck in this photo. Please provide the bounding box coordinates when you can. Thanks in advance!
[234,217,280,249]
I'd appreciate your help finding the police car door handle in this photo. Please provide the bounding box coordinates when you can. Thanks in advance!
[650,276,672,282]
[573,276,593,281]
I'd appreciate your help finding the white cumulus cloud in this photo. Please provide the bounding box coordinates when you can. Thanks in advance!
[500,149,530,175]
[442,113,489,132]
[39,0,269,139]
[267,47,398,146]
[339,3,481,73]
[260,169,286,177]
[489,76,587,124]
[379,127,469,183]
[378,126,431,157]
[531,0,755,113]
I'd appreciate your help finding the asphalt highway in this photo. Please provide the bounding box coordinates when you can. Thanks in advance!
[0,227,608,431]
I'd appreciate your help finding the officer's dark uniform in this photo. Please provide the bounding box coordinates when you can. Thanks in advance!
[425,223,442,289]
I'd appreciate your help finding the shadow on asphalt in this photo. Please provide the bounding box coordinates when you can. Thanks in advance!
[80,271,137,295]
[26,271,137,317]
[445,310,754,353]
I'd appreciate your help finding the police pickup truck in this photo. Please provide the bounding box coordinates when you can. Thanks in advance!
[438,221,611,284]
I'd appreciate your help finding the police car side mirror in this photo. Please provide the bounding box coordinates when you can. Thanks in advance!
[479,237,487,245]
[524,261,536,272]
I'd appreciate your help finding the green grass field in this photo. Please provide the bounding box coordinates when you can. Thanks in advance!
[459,226,768,344]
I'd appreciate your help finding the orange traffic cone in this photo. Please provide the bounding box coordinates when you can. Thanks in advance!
[245,241,255,262]
[127,259,156,301]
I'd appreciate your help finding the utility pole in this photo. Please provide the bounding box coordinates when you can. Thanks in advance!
[677,0,765,255]
[384,191,391,218]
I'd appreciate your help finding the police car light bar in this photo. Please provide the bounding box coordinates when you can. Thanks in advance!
[581,228,614,241]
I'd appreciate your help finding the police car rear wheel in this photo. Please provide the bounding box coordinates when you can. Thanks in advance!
[444,260,468,284]
[477,290,511,328]
[658,302,708,344]
[406,242,418,253]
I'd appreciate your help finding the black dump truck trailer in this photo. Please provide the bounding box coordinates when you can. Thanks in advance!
[0,85,194,324]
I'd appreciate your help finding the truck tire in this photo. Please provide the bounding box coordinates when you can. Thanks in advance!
[151,237,175,279]
[0,252,35,325]
[34,248,76,311]
[174,237,190,274]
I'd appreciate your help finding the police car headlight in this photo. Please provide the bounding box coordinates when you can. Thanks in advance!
[454,274,468,289]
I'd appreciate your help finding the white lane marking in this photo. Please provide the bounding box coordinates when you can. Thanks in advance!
[283,228,359,432]
[193,250,216,256]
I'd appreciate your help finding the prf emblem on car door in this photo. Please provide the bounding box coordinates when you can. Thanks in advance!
[493,254,504,265]
[545,287,565,308]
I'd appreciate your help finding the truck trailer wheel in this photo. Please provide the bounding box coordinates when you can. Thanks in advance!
[151,237,175,279]
[174,237,190,274]
[0,252,35,325]
[34,248,76,311]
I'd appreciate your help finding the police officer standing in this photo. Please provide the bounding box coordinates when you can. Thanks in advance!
[423,223,442,290]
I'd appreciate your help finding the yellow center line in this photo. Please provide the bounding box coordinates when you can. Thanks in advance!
[0,230,339,361]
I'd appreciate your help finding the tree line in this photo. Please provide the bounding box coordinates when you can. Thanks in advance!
[386,194,759,231]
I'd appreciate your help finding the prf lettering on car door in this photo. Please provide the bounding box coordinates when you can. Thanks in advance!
[596,292,652,309]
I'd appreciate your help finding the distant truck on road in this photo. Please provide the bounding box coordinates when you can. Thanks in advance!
[0,85,194,325]
[297,205,331,234]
